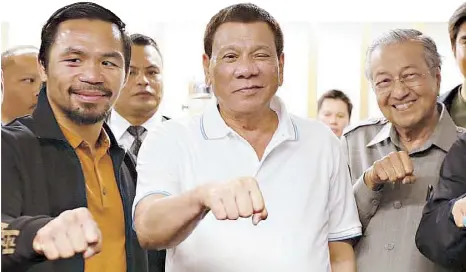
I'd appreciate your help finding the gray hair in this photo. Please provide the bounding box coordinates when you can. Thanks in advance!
[365,29,442,80]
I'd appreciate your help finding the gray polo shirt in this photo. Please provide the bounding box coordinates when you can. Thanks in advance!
[341,103,465,272]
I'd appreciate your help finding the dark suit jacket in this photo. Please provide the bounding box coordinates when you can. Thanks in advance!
[1,89,148,272]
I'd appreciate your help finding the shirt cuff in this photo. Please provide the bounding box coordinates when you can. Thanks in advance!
[353,174,384,228]
[132,190,171,230]
[329,226,362,242]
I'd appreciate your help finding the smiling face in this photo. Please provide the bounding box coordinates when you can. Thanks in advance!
[369,41,440,129]
[203,22,284,115]
[42,19,126,125]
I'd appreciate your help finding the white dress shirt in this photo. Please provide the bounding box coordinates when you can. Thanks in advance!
[133,96,362,272]
[107,109,164,151]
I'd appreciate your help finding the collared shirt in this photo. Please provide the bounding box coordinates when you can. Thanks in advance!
[58,122,126,272]
[341,103,464,272]
[107,109,164,151]
[134,96,362,272]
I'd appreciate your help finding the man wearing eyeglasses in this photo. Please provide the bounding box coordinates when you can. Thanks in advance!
[341,29,465,272]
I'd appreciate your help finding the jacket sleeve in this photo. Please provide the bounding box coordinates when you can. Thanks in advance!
[1,128,53,271]
[415,135,466,270]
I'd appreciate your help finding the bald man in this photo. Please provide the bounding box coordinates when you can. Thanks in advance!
[1,46,42,124]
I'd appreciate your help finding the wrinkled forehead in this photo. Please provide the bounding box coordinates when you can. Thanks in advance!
[370,41,428,75]
[211,22,277,54]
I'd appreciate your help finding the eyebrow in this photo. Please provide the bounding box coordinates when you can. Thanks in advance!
[374,65,420,77]
[218,44,274,53]
[144,65,160,70]
[60,47,85,57]
[129,65,160,70]
[101,52,124,61]
[253,45,273,51]
[61,47,123,61]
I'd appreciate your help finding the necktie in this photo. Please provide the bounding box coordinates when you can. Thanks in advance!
[127,126,147,158]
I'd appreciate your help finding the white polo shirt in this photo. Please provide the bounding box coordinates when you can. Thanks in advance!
[134,96,362,272]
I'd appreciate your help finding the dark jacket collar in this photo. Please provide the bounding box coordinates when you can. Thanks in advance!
[32,87,121,148]
[438,84,461,112]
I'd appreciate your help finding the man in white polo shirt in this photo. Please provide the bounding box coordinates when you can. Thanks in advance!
[132,3,362,272]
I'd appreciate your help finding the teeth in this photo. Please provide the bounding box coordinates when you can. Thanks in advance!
[394,101,414,110]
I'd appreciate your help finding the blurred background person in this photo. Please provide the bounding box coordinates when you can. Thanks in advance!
[440,2,466,127]
[317,89,352,137]
[1,45,42,124]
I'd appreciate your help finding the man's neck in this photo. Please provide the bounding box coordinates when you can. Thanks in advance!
[48,102,103,149]
[219,104,278,135]
[395,108,439,152]
[1,103,22,124]
[115,107,157,126]
[461,81,466,101]
[60,116,103,149]
[1,109,11,124]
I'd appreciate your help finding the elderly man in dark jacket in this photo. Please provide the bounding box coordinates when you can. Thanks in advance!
[1,2,147,272]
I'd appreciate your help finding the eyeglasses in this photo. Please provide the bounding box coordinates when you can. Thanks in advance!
[373,71,431,94]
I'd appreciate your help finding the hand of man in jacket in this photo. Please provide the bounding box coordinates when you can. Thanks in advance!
[32,207,102,260]
[452,196,466,228]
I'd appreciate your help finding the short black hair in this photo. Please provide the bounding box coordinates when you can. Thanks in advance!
[317,89,353,118]
[204,3,284,58]
[130,33,163,63]
[38,2,131,74]
[449,3,466,48]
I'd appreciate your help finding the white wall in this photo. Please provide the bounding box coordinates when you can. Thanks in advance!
[315,23,364,122]
[1,0,465,119]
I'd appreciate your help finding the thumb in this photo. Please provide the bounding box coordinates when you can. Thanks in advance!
[402,175,416,184]
[32,240,43,255]
[252,208,268,226]
[83,247,98,259]
[364,167,379,185]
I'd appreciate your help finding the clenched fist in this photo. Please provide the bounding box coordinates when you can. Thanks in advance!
[452,196,466,228]
[364,151,416,190]
[33,207,102,260]
[198,177,268,225]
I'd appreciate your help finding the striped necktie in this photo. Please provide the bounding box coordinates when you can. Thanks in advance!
[127,126,147,158]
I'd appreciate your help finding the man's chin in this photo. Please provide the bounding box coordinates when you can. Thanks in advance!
[64,108,110,125]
